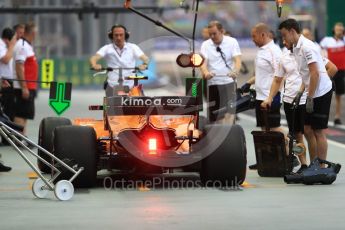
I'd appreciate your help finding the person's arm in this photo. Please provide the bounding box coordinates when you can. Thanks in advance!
[200,60,214,80]
[261,76,283,108]
[138,54,149,71]
[15,61,29,99]
[0,36,16,64]
[89,54,103,70]
[228,55,241,79]
[308,62,319,98]
[246,76,255,85]
[325,60,338,78]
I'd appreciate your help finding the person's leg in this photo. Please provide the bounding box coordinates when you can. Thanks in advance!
[220,83,236,124]
[333,70,344,124]
[335,94,342,121]
[310,89,332,161]
[314,129,328,160]
[14,117,27,135]
[304,124,317,161]
[207,84,219,123]
[295,132,307,165]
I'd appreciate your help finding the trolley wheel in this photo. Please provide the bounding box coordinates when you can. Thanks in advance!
[38,117,71,173]
[54,180,74,201]
[32,178,49,199]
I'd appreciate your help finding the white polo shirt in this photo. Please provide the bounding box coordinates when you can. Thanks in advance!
[293,35,332,98]
[96,42,144,87]
[276,48,307,104]
[13,38,37,89]
[200,36,241,86]
[254,40,282,100]
[320,36,345,49]
[0,39,13,79]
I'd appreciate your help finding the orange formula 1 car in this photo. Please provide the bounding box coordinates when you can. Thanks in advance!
[37,70,247,188]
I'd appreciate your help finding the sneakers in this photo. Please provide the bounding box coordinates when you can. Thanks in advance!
[0,162,11,172]
[249,163,257,170]
[292,155,300,167]
[334,119,342,125]
[295,164,308,174]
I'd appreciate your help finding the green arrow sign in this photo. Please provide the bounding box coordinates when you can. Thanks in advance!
[49,82,72,115]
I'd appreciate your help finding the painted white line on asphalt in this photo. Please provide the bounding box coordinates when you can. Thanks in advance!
[238,113,345,149]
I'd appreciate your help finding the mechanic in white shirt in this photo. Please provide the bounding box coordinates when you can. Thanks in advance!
[320,22,345,125]
[90,24,149,96]
[0,27,16,172]
[1,28,17,120]
[12,23,39,135]
[242,23,283,131]
[200,20,242,123]
[261,39,338,172]
[279,18,333,162]
[0,27,16,133]
[302,28,322,55]
[261,42,308,172]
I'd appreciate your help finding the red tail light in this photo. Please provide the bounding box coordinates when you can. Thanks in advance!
[148,138,157,154]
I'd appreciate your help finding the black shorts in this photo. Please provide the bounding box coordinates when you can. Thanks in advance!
[207,82,236,122]
[333,70,345,95]
[305,89,332,130]
[0,81,15,121]
[284,102,305,134]
[255,100,281,128]
[13,89,36,120]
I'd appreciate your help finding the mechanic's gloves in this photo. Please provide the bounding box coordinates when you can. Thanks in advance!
[306,96,314,113]
[138,64,148,71]
[227,70,239,79]
[240,83,251,94]
[292,91,303,106]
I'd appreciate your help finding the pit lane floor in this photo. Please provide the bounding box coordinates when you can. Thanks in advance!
[0,89,345,230]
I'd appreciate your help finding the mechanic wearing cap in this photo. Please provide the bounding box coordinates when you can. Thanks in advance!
[320,22,345,125]
[200,20,242,124]
[89,24,149,96]
[279,18,333,162]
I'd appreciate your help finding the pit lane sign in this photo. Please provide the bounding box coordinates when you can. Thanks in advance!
[41,59,54,89]
[49,82,72,116]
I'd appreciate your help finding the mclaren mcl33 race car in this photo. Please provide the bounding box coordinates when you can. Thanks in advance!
[37,77,247,188]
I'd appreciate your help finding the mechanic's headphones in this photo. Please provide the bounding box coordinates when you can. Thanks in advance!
[108,24,130,41]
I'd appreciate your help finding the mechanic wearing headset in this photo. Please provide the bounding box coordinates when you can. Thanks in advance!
[90,24,149,96]
[200,20,242,124]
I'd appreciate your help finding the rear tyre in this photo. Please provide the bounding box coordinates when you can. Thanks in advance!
[37,117,71,173]
[53,126,97,188]
[200,124,247,187]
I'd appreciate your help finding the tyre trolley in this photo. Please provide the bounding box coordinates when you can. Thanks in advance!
[0,121,83,201]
